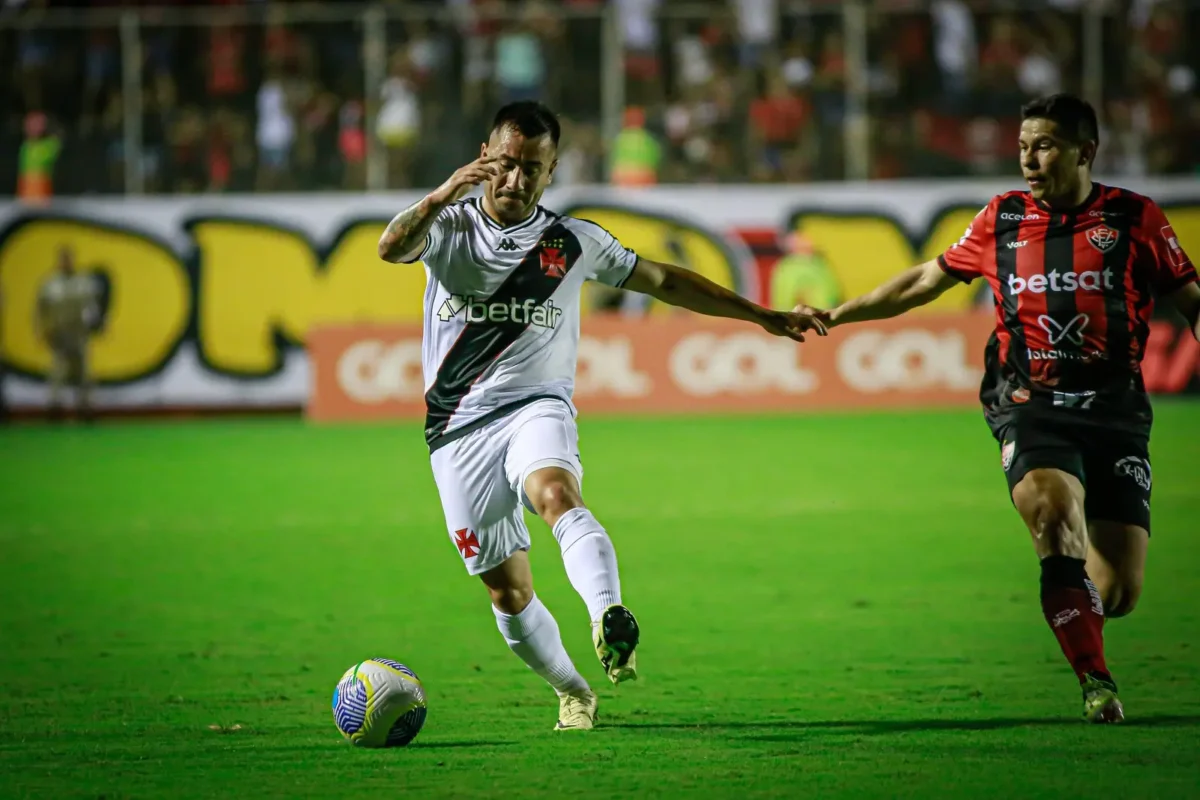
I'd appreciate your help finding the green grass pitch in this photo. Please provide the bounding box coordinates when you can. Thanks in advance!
[2,404,1199,798]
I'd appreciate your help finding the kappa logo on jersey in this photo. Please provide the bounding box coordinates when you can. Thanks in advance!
[1086,225,1120,253]
[453,528,480,559]
[538,238,568,279]
[497,237,520,252]
[436,293,563,328]
[1161,225,1188,267]
[1037,313,1089,346]
[1114,456,1152,491]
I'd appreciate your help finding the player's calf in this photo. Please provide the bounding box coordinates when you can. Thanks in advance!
[1086,521,1149,619]
[481,553,591,704]
[524,467,622,622]
[1012,469,1114,694]
[480,552,535,615]
[524,466,640,683]
[1099,580,1141,619]
[1085,563,1143,619]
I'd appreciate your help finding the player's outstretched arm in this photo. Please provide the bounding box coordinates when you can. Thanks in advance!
[377,157,501,263]
[622,257,826,342]
[820,259,960,329]
[1167,281,1200,341]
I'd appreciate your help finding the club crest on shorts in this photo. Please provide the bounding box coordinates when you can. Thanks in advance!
[453,528,480,559]
[1001,440,1015,472]
[1113,456,1152,491]
[1086,225,1120,253]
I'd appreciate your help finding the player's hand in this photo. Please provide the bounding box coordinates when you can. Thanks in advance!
[792,304,835,330]
[429,156,502,205]
[757,307,828,342]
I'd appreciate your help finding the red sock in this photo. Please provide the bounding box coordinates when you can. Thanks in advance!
[1040,556,1110,684]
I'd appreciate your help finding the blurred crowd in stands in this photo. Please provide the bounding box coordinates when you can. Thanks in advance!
[3,0,1198,198]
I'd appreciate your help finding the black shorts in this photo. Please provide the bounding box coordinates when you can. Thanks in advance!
[992,408,1152,533]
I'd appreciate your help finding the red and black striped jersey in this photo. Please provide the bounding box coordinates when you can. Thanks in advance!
[937,183,1197,431]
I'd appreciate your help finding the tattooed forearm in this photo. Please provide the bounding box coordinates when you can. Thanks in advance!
[377,196,445,263]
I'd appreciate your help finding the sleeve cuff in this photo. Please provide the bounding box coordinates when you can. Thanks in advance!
[612,252,638,289]
[398,236,431,265]
[937,254,975,284]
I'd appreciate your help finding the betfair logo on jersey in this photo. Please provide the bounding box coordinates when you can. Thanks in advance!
[436,294,563,328]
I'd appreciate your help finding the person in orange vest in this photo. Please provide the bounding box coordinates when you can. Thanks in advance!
[17,112,60,205]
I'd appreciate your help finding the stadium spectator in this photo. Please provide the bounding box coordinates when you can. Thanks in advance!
[609,106,660,186]
[16,111,60,204]
[36,247,101,423]
[2,0,1198,192]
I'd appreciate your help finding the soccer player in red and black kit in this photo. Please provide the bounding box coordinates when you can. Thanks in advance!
[800,94,1200,723]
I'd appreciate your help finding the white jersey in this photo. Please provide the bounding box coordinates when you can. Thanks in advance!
[405,197,638,450]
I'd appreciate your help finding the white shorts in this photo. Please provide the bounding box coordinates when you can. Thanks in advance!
[430,399,583,575]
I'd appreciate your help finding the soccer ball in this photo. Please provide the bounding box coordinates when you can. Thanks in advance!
[332,658,428,747]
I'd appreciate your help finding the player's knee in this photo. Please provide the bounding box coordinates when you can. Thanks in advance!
[1013,473,1086,557]
[529,479,582,523]
[488,582,534,616]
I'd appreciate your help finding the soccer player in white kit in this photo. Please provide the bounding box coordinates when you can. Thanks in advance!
[378,102,825,731]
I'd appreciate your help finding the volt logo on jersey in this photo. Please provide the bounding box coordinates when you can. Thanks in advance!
[1037,313,1089,346]
[497,237,519,252]
[436,293,563,328]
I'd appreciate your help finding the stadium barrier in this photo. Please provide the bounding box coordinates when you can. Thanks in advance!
[1,181,1196,411]
[306,315,1198,422]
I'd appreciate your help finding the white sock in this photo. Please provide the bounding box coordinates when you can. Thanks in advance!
[493,594,589,695]
[552,507,622,623]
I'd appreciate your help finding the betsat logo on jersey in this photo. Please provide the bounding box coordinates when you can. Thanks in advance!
[436,293,563,329]
[1007,269,1115,296]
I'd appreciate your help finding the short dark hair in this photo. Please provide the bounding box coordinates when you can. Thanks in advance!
[1021,93,1099,147]
[490,101,560,147]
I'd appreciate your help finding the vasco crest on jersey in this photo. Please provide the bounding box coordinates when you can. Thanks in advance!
[538,238,569,279]
[1086,225,1120,253]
